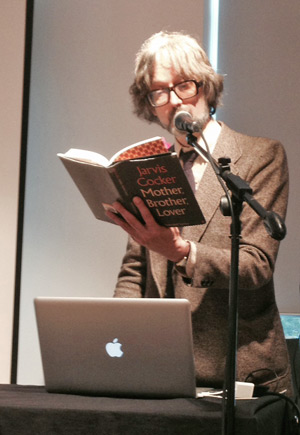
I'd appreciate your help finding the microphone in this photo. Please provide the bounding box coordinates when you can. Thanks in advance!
[174,111,202,133]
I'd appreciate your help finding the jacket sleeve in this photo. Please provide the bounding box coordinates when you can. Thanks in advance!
[189,138,289,290]
[114,236,146,297]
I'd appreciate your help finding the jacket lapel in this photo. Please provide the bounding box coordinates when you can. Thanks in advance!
[182,122,242,241]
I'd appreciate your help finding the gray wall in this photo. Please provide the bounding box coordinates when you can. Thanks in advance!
[17,0,205,385]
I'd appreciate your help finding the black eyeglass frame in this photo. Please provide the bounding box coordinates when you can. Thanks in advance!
[147,80,203,108]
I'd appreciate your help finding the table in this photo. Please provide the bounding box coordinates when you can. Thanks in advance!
[0,384,291,435]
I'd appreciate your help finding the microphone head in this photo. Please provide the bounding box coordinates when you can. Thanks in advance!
[174,111,193,130]
[174,111,202,133]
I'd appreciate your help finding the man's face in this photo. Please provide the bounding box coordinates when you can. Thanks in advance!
[150,60,210,148]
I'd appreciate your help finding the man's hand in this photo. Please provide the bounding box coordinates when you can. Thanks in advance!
[105,197,190,262]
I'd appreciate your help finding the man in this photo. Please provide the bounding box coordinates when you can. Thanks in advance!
[106,31,292,395]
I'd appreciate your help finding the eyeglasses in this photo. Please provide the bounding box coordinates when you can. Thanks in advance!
[147,80,203,108]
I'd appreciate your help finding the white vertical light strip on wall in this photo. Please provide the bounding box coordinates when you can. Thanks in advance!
[206,0,219,122]
[207,0,219,72]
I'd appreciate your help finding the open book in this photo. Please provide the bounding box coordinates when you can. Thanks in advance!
[63,136,170,166]
[58,136,205,227]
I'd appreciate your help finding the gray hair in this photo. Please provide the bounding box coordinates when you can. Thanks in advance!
[129,31,224,124]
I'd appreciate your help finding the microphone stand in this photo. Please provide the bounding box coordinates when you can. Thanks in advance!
[185,132,286,435]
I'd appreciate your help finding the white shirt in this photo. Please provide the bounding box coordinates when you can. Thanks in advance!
[174,120,222,277]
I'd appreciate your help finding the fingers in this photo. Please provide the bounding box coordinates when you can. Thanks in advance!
[105,200,146,243]
[105,209,128,227]
[105,199,187,261]
[132,197,157,228]
[108,199,143,230]
[105,198,167,247]
[106,197,157,230]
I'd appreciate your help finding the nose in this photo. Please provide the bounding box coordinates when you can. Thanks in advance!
[169,89,182,106]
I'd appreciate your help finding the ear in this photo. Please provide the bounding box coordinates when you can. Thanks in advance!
[149,104,158,119]
[151,108,158,118]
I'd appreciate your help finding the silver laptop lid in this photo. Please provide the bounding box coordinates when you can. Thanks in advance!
[34,297,196,398]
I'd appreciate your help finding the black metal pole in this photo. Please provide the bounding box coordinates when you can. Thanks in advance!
[221,198,243,435]
[11,0,35,383]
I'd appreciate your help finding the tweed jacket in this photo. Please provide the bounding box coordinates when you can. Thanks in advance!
[114,123,292,395]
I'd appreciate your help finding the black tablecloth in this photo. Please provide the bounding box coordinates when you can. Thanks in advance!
[0,384,290,435]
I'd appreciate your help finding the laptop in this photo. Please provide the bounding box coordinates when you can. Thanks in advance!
[34,297,196,399]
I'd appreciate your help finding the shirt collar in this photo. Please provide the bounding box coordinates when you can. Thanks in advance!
[174,120,222,162]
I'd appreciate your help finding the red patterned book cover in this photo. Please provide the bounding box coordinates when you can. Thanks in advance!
[113,137,170,162]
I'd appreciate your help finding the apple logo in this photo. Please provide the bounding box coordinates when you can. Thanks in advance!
[105,338,124,358]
